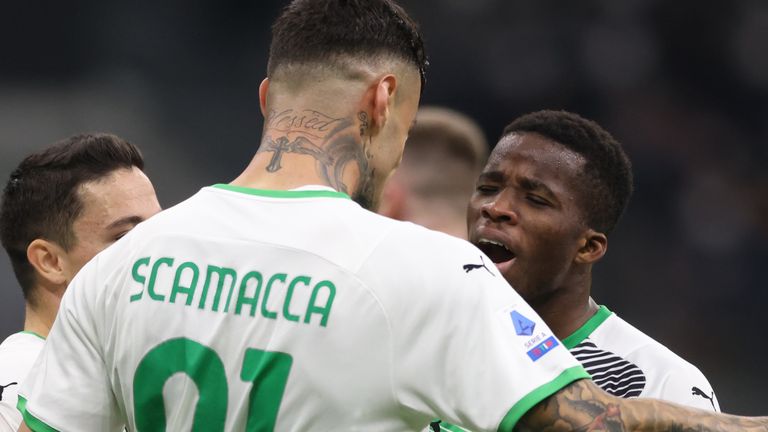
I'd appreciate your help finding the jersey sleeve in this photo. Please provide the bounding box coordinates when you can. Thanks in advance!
[0,357,23,431]
[0,400,22,431]
[17,257,125,431]
[360,227,589,431]
[658,367,720,412]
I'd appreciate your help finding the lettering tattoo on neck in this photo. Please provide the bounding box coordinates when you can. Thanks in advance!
[266,109,348,139]
[260,109,374,201]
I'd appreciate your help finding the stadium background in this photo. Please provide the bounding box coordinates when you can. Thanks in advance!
[0,0,766,414]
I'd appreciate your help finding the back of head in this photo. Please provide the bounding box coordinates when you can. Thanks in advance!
[379,107,488,238]
[0,133,145,301]
[503,110,633,234]
[268,0,427,89]
[399,106,488,202]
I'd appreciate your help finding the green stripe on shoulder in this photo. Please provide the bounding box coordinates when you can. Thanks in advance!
[17,396,61,432]
[212,184,351,200]
[561,305,612,349]
[497,365,590,432]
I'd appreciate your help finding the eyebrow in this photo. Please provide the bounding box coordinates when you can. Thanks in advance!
[480,171,558,198]
[519,176,557,199]
[106,215,145,230]
[477,171,505,182]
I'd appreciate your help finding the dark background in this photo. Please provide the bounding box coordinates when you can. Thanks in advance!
[1,0,766,414]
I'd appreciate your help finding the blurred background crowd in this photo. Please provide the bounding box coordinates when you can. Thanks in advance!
[0,0,766,414]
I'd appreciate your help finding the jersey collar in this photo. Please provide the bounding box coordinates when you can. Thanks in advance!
[561,305,613,349]
[212,184,351,200]
[18,330,46,340]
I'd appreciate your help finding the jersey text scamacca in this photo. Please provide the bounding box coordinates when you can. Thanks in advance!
[128,257,335,327]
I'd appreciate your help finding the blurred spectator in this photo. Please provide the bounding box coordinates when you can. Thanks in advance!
[378,107,488,239]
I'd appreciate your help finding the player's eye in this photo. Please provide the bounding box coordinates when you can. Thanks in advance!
[526,194,550,206]
[476,184,499,195]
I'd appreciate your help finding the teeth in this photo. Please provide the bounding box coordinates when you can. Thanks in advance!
[478,239,509,251]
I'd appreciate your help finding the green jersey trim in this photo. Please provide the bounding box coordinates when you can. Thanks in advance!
[17,396,60,432]
[497,366,590,432]
[561,305,612,350]
[212,184,351,200]
[18,330,45,340]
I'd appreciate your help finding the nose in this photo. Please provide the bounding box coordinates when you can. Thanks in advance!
[480,195,519,224]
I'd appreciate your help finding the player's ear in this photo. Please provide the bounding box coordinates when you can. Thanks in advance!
[574,229,607,265]
[27,239,69,289]
[258,78,270,116]
[370,74,397,133]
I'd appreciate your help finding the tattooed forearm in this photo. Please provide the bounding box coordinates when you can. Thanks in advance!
[515,379,768,432]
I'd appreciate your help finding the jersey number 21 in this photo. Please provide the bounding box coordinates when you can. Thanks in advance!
[133,337,292,431]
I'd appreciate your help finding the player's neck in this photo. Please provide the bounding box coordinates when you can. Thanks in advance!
[233,104,370,197]
[23,290,59,338]
[529,272,598,341]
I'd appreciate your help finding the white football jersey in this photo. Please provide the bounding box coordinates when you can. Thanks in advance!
[563,305,720,411]
[429,305,721,432]
[19,185,588,431]
[0,331,45,430]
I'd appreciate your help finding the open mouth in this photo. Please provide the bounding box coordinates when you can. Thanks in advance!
[476,239,516,264]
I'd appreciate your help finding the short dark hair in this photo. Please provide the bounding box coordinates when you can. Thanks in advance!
[502,110,633,234]
[400,107,488,202]
[0,133,145,300]
[268,0,428,89]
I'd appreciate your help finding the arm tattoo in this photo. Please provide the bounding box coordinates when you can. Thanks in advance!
[259,109,373,196]
[515,379,768,432]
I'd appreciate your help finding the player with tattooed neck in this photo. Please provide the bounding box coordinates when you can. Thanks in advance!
[16,1,768,431]
[236,28,423,210]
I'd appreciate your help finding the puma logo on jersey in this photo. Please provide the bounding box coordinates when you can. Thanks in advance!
[462,256,494,276]
[691,386,716,410]
[0,382,18,401]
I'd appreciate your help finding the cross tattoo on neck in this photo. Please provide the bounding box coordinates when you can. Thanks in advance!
[265,136,292,173]
[262,135,332,174]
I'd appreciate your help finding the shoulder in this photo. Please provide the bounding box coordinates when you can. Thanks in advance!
[0,333,44,362]
[0,333,45,416]
[370,217,488,262]
[0,333,44,377]
[0,402,22,431]
[359,219,511,313]
[76,191,210,280]
[594,312,719,410]
[363,218,495,283]
[113,187,213,242]
[598,313,704,374]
